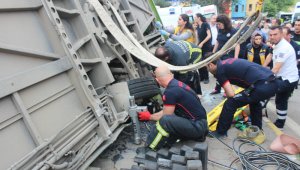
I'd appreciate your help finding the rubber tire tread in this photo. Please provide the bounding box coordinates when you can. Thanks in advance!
[128,77,160,99]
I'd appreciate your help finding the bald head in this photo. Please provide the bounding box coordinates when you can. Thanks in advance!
[154,65,173,87]
[155,47,169,61]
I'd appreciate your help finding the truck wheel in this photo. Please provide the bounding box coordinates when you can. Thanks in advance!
[128,77,160,99]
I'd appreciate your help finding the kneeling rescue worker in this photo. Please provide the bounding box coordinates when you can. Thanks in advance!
[138,65,208,150]
[207,58,278,138]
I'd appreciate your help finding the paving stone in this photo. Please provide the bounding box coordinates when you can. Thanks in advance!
[146,150,157,161]
[172,163,188,170]
[131,165,145,170]
[134,157,145,165]
[158,167,170,170]
[180,145,193,156]
[144,160,158,170]
[193,142,208,170]
[157,158,172,168]
[185,151,199,160]
[157,148,170,159]
[187,160,202,170]
[136,153,146,159]
[171,154,186,165]
[169,146,181,155]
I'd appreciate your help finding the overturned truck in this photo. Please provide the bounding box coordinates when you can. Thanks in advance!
[0,0,163,169]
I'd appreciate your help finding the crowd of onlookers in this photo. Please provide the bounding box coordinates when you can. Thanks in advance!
[138,13,300,151]
[154,13,300,130]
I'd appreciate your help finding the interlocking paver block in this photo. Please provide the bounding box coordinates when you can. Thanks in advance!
[157,158,172,168]
[146,150,157,161]
[144,160,158,170]
[169,146,181,155]
[130,165,145,170]
[180,145,193,156]
[172,163,188,170]
[187,160,202,170]
[193,142,208,170]
[185,151,199,160]
[171,154,186,165]
[157,148,170,159]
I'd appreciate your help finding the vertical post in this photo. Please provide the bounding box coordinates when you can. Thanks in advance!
[128,96,141,144]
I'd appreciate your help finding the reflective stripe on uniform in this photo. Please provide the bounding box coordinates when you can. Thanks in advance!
[149,133,163,149]
[276,109,287,119]
[179,42,202,74]
[276,109,287,115]
[186,42,202,64]
[149,121,169,150]
[156,121,169,137]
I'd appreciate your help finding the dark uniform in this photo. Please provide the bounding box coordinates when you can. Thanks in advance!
[238,25,251,59]
[215,59,277,135]
[146,79,208,150]
[196,22,212,81]
[165,40,202,94]
[291,31,300,45]
[213,28,237,93]
[217,28,237,60]
[290,40,300,78]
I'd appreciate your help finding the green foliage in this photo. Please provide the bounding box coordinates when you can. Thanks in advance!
[153,0,172,8]
[264,0,295,17]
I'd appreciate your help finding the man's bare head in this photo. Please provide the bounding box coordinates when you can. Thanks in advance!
[154,64,173,87]
[155,47,170,61]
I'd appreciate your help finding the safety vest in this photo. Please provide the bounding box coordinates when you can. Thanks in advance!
[174,26,195,43]
[179,42,202,74]
[247,44,268,65]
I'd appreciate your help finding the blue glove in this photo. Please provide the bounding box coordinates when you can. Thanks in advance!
[159,30,169,36]
[155,21,162,29]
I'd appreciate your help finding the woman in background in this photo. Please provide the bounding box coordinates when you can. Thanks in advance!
[159,14,195,43]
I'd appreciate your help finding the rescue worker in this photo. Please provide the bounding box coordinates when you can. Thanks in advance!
[263,26,299,129]
[159,14,195,43]
[282,26,300,79]
[292,19,300,45]
[155,40,202,95]
[138,65,208,150]
[211,14,240,94]
[194,13,212,84]
[246,31,271,65]
[207,58,278,137]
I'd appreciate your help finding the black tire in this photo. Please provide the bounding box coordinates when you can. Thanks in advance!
[128,77,160,99]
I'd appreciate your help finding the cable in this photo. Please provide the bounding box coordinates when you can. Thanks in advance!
[209,133,300,170]
[232,138,300,170]
[208,131,233,150]
[208,159,238,170]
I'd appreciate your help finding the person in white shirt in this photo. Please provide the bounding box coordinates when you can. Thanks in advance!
[209,15,218,48]
[264,26,299,128]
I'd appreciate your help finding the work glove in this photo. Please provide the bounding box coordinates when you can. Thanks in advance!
[159,30,170,36]
[138,110,151,121]
[155,21,163,29]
